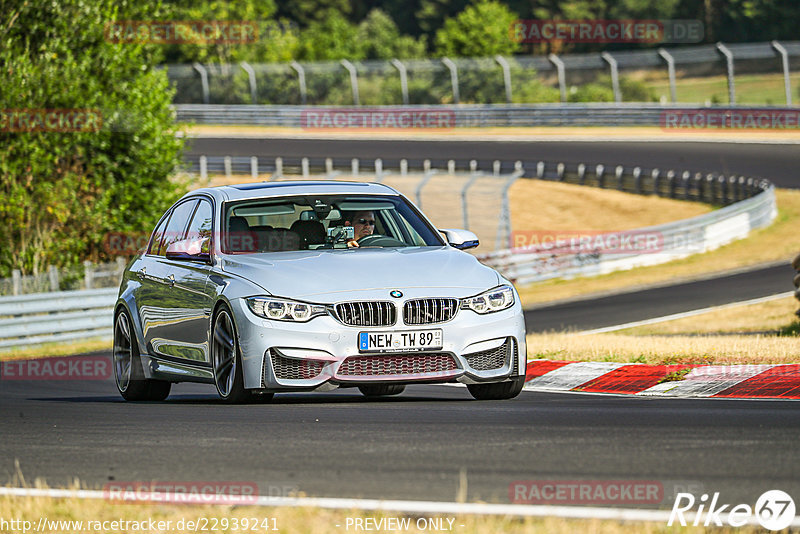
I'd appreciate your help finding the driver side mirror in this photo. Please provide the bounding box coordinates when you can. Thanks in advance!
[440,229,479,250]
[166,237,211,263]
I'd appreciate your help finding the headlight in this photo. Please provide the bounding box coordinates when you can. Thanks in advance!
[247,297,327,322]
[461,285,515,314]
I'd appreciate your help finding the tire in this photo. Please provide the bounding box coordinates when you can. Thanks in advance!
[211,304,252,404]
[113,309,171,401]
[358,384,406,397]
[467,376,525,400]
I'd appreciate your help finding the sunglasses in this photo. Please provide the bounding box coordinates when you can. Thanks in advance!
[357,219,376,225]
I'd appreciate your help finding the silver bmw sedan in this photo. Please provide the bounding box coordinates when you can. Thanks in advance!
[113,181,527,403]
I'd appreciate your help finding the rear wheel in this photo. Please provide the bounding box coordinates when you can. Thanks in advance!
[212,305,252,404]
[113,309,171,401]
[358,384,406,397]
[467,376,525,400]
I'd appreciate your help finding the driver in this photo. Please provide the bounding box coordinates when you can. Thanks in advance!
[344,210,376,248]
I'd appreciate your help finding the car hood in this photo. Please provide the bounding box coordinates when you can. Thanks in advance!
[220,247,501,301]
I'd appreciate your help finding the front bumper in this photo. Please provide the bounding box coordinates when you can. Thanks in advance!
[232,297,527,391]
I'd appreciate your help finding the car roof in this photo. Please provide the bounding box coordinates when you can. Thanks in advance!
[182,180,400,202]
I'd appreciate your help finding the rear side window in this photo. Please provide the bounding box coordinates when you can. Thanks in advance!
[148,216,169,256]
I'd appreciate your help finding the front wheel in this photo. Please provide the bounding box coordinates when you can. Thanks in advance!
[212,305,252,404]
[113,309,171,401]
[467,376,525,400]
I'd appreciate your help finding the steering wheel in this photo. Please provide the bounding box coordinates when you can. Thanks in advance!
[356,234,405,247]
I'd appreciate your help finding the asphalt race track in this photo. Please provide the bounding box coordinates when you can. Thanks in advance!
[1,379,799,508]
[525,263,796,332]
[186,138,800,189]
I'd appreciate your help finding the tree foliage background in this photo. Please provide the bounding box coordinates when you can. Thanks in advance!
[0,0,185,277]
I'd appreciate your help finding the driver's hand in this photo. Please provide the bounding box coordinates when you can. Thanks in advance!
[346,239,360,248]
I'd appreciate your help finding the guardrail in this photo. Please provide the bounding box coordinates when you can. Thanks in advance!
[0,288,117,349]
[175,103,800,128]
[793,252,800,317]
[477,183,777,285]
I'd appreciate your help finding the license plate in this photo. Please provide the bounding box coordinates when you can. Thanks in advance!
[358,330,443,353]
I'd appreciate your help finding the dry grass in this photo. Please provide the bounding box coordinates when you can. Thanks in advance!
[509,180,709,233]
[517,188,800,306]
[0,338,110,361]
[0,484,759,534]
[621,296,800,336]
[526,332,800,366]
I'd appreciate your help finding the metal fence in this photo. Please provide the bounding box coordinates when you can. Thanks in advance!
[0,259,127,296]
[0,288,116,349]
[167,41,800,106]
[175,102,800,128]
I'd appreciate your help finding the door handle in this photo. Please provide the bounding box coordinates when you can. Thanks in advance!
[166,274,175,287]
[137,267,146,280]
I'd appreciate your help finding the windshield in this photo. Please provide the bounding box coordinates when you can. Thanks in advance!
[222,194,444,253]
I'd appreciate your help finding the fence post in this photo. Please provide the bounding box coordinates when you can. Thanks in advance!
[548,54,567,103]
[493,160,501,177]
[469,160,478,174]
[716,43,736,104]
[240,61,257,104]
[12,269,21,296]
[536,161,545,179]
[352,158,359,176]
[632,167,642,194]
[84,260,94,290]
[375,158,383,182]
[325,158,334,177]
[657,49,677,103]
[290,61,307,105]
[596,164,606,188]
[192,63,210,104]
[682,171,692,200]
[441,58,460,104]
[615,165,624,190]
[199,155,208,181]
[274,157,283,179]
[771,41,792,105]
[301,158,309,178]
[577,163,586,185]
[340,59,360,105]
[224,156,232,178]
[48,265,59,292]
[391,59,409,105]
[667,170,676,198]
[557,162,565,181]
[447,160,455,175]
[251,156,259,179]
[601,52,621,103]
[495,55,512,104]
[400,159,408,176]
[651,169,660,196]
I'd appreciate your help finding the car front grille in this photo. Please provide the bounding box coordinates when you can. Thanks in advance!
[337,353,458,377]
[267,350,326,381]
[403,298,459,325]
[464,338,513,371]
[334,301,395,327]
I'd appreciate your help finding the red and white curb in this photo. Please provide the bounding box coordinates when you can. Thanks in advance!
[525,361,800,399]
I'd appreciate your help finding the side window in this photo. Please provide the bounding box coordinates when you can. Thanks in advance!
[148,215,169,256]
[185,199,213,253]
[160,200,198,256]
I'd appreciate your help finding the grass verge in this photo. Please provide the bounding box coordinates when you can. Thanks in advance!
[517,188,800,307]
[0,339,110,361]
[0,487,762,534]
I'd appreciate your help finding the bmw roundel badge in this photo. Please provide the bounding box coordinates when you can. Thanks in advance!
[390,290,403,298]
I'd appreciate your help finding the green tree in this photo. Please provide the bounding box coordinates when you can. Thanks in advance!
[299,9,364,60]
[0,0,185,277]
[434,0,521,57]
[357,9,427,59]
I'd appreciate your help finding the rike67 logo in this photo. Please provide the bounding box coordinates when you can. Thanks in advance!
[669,490,796,530]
